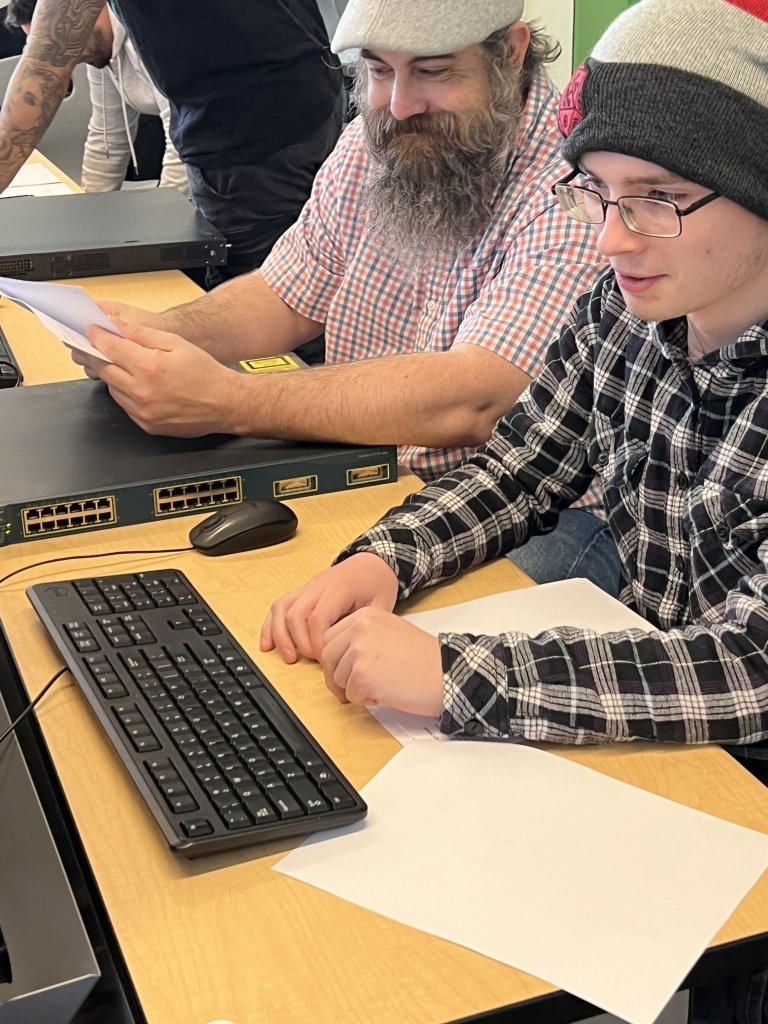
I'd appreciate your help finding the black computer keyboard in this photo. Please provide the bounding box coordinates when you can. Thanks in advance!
[27,569,367,856]
[0,324,22,388]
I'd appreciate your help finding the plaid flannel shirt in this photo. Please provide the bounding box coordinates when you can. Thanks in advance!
[261,70,603,481]
[340,270,768,763]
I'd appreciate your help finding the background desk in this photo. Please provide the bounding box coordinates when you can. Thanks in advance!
[1,178,768,1023]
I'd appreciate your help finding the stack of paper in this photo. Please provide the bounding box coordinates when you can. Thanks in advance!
[0,277,118,361]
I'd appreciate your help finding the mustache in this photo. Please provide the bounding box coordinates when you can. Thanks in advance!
[364,107,493,158]
[374,112,456,135]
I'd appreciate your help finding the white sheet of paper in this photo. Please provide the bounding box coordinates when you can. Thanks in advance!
[1,182,73,198]
[0,277,119,361]
[369,579,653,744]
[276,742,768,1024]
[0,162,74,197]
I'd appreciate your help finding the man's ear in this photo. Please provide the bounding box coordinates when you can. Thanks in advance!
[504,21,531,64]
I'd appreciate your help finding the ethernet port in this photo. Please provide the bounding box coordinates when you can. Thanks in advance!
[70,515,84,527]
[83,500,96,511]
[69,502,83,513]
[55,504,68,515]
[26,508,41,520]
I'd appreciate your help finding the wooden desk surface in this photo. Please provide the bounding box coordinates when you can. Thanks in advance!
[1,180,768,1023]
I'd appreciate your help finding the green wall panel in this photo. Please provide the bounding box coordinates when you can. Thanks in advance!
[572,1,639,69]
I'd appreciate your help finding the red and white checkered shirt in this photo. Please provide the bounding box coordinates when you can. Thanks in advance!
[262,70,605,481]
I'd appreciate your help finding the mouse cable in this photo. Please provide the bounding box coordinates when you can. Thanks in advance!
[0,545,194,745]
[0,546,194,588]
[0,665,68,748]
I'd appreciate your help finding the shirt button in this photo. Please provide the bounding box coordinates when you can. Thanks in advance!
[426,300,437,313]
[676,472,689,489]
[596,452,609,467]
[715,523,729,541]
[675,554,686,573]
[463,719,484,737]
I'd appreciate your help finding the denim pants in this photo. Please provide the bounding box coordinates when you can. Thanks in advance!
[508,508,622,597]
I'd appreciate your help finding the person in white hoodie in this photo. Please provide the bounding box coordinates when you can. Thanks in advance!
[4,0,188,195]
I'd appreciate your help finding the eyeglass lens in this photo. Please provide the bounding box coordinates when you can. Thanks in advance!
[555,186,680,238]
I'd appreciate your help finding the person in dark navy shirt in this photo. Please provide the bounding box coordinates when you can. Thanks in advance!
[0,0,344,291]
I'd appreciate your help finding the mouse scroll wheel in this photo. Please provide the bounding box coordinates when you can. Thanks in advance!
[203,514,224,531]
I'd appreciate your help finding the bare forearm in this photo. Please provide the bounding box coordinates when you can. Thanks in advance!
[0,0,102,189]
[156,272,324,360]
[222,347,530,448]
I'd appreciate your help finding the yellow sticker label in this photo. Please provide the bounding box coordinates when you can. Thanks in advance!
[237,355,301,374]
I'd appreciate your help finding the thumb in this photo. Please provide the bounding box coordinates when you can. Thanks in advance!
[96,299,123,321]
[109,319,183,352]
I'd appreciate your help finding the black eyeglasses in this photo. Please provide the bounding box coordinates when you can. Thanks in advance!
[551,168,720,238]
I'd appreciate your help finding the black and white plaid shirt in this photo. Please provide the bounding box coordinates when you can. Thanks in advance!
[341,271,768,763]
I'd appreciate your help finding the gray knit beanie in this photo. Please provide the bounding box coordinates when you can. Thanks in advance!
[331,0,525,56]
[559,0,768,220]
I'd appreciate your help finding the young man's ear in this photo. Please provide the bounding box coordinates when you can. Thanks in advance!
[505,21,531,64]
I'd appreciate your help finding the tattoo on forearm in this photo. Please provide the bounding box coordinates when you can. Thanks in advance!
[0,0,104,186]
[26,0,104,66]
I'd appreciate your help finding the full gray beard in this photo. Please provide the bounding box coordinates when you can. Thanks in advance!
[359,69,523,257]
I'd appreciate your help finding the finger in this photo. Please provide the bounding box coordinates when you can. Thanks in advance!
[319,629,351,703]
[259,608,277,652]
[260,596,300,663]
[86,325,139,364]
[306,603,346,661]
[95,300,126,329]
[285,595,323,661]
[117,320,184,352]
[96,299,123,318]
[87,321,177,360]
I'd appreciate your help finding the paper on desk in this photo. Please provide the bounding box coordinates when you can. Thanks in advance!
[369,578,652,744]
[0,277,119,361]
[276,741,768,1024]
[0,162,74,198]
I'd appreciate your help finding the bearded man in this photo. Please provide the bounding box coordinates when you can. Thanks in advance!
[74,0,615,589]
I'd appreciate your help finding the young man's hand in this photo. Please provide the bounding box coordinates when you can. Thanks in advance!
[261,553,399,662]
[320,607,443,715]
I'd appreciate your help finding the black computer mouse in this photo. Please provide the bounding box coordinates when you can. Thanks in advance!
[189,499,298,556]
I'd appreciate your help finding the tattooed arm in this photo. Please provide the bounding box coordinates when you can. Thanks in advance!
[0,0,103,189]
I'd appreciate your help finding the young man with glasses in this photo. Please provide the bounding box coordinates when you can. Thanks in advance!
[263,0,768,765]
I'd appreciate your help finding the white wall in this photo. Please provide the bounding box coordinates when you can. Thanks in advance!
[523,0,574,90]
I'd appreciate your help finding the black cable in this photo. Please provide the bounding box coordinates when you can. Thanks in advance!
[0,546,194,588]
[0,545,194,746]
[0,666,68,747]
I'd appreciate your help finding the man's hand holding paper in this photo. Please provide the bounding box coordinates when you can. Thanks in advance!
[84,319,239,438]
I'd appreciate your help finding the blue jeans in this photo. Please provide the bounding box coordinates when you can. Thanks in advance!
[508,508,621,598]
